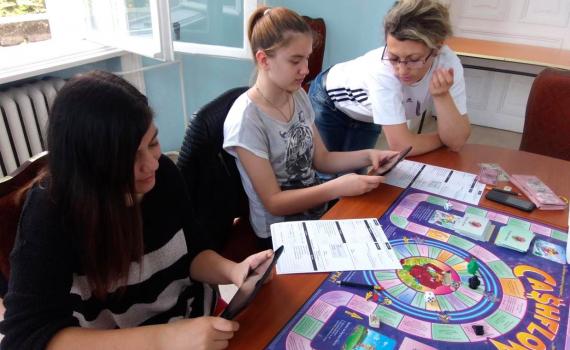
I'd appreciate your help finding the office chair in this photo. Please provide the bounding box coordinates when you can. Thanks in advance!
[520,68,570,161]
[177,87,260,262]
[0,151,47,297]
[302,16,326,92]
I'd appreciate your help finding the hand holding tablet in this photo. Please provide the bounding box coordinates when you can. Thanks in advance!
[368,146,413,176]
[220,246,284,320]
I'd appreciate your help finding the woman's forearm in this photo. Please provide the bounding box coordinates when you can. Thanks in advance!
[433,93,471,151]
[47,325,161,350]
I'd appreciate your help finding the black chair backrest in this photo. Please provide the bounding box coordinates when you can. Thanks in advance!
[0,151,47,296]
[177,87,249,251]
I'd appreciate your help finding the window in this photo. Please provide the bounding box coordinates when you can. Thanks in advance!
[171,0,257,59]
[83,0,258,60]
[84,0,173,61]
[0,0,257,84]
[0,0,123,84]
[0,0,50,47]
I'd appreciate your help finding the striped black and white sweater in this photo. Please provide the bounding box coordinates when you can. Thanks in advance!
[0,156,209,350]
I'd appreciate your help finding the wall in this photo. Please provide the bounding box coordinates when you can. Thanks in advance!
[141,59,189,152]
[152,0,394,152]
[267,0,392,68]
[2,2,396,154]
[449,0,570,132]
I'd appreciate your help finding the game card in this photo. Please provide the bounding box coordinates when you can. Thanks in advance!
[532,239,566,264]
[428,210,460,230]
[310,307,396,350]
[478,163,509,182]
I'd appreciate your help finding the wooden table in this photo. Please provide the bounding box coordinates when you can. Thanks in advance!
[228,144,570,349]
[446,37,570,71]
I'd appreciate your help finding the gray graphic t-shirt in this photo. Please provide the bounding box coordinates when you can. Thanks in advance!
[223,89,327,238]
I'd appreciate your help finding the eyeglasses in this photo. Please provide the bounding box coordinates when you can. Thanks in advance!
[381,46,434,69]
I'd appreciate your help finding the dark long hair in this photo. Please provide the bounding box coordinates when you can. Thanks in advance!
[47,70,153,298]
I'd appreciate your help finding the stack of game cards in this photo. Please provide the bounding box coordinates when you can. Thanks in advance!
[453,213,494,242]
[510,175,567,210]
[494,225,535,253]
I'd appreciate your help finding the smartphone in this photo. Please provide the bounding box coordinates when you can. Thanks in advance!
[220,245,284,320]
[485,189,535,212]
[369,146,413,176]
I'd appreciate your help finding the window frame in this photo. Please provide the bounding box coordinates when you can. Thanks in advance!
[171,0,258,60]
[82,0,174,61]
[0,0,257,84]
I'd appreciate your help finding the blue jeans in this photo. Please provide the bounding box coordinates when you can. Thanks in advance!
[309,69,382,153]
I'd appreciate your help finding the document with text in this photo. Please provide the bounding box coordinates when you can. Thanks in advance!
[271,219,402,274]
[384,160,485,205]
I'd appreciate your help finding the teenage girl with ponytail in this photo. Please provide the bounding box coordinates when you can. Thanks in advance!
[223,7,398,247]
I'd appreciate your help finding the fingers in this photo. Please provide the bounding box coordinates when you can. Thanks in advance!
[212,340,230,350]
[212,317,240,332]
[362,176,383,192]
[338,174,382,197]
[435,69,453,86]
[361,174,383,184]
[384,151,400,163]
[369,151,399,174]
[430,68,453,96]
[443,69,453,85]
[432,70,444,87]
[370,156,380,170]
[248,249,274,270]
[212,330,235,341]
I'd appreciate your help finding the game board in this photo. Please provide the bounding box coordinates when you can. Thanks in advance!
[266,187,569,350]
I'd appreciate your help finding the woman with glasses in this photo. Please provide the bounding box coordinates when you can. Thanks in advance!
[309,0,470,162]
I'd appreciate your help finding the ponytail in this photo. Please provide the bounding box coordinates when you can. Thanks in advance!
[247,6,312,59]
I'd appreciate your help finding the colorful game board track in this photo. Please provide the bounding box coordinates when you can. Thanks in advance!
[266,188,569,350]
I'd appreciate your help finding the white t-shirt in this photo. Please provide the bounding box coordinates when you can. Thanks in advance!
[223,89,327,238]
[325,45,467,124]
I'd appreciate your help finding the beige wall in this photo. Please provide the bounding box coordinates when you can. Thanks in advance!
[448,0,570,132]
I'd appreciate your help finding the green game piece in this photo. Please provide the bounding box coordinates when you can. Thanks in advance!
[467,258,479,275]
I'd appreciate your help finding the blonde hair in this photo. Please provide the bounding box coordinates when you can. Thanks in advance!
[247,6,312,59]
[384,0,452,49]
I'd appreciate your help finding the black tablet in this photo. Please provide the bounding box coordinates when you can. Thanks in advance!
[220,245,284,320]
[369,146,413,176]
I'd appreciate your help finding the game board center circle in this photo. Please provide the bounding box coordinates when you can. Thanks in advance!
[397,256,461,295]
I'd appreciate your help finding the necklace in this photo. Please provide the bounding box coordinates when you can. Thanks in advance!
[255,85,292,122]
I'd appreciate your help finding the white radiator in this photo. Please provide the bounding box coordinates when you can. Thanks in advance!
[0,78,65,177]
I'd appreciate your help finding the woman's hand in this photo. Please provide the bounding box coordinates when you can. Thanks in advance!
[430,67,454,97]
[366,150,400,174]
[330,174,384,198]
[156,316,239,350]
[231,249,274,287]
